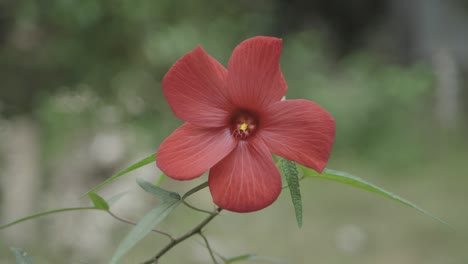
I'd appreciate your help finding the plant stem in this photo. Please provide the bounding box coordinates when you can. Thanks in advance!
[141,208,222,264]
[182,201,216,215]
[199,232,218,264]
[193,238,228,263]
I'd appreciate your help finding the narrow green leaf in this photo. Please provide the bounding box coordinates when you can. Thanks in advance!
[110,200,181,264]
[88,192,110,210]
[182,181,209,200]
[226,254,252,262]
[226,254,282,263]
[156,173,168,186]
[107,192,128,207]
[136,178,181,202]
[281,159,303,228]
[10,248,33,264]
[81,153,156,198]
[301,166,451,227]
[0,207,98,230]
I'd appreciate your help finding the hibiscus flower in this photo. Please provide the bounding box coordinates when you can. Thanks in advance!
[157,36,335,213]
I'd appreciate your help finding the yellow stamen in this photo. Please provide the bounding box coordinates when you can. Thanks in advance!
[239,122,248,131]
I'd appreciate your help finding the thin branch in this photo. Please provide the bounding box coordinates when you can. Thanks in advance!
[141,208,222,264]
[107,210,175,241]
[199,232,218,264]
[182,201,216,215]
[192,239,228,263]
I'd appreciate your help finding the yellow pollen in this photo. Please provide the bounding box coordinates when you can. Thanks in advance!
[239,122,248,131]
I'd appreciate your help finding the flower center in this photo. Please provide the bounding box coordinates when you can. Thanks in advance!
[230,110,258,140]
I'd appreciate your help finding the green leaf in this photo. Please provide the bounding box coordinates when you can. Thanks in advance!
[81,153,156,198]
[281,159,303,228]
[88,192,110,210]
[226,254,282,263]
[107,192,128,207]
[136,178,181,202]
[110,200,181,264]
[155,173,168,186]
[226,255,252,263]
[182,181,208,199]
[0,207,99,230]
[301,166,451,227]
[10,248,33,264]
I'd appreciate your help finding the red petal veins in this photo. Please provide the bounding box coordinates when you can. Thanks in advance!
[260,99,335,172]
[162,46,233,127]
[157,123,237,180]
[226,36,288,111]
[208,140,282,213]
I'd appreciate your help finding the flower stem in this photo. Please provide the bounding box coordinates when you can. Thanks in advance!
[141,208,222,264]
[107,210,175,241]
[182,200,217,215]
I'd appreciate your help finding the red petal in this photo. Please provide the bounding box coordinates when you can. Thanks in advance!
[157,123,237,180]
[226,36,288,111]
[162,46,233,127]
[208,140,282,212]
[260,99,335,172]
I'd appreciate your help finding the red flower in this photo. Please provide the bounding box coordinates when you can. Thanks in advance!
[157,36,335,213]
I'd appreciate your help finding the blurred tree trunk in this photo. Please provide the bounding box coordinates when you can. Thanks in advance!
[1,116,40,244]
[391,0,466,128]
[432,50,461,129]
[46,133,104,259]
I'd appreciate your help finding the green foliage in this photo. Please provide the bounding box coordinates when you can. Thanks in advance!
[88,192,110,210]
[110,178,182,263]
[0,207,100,230]
[281,159,303,228]
[137,178,181,202]
[81,153,156,197]
[156,173,168,186]
[107,192,128,207]
[301,166,451,228]
[110,200,181,264]
[225,254,282,263]
[10,248,33,264]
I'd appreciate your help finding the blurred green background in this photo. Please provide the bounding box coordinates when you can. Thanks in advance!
[1,0,467,263]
